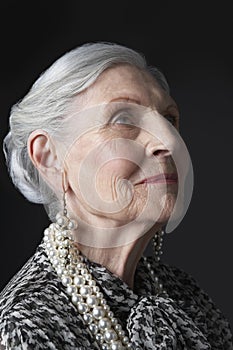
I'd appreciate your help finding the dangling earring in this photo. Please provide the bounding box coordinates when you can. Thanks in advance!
[152,228,165,294]
[54,170,78,230]
[152,227,165,263]
[51,171,77,230]
[144,228,166,295]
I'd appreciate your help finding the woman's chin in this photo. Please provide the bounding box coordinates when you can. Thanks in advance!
[158,192,177,218]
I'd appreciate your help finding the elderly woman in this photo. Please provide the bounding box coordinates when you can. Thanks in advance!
[0,42,232,350]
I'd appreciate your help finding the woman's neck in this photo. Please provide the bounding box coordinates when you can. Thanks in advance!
[74,227,157,289]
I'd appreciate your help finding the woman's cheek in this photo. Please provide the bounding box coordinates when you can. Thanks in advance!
[65,152,135,216]
[95,160,135,206]
[64,129,147,218]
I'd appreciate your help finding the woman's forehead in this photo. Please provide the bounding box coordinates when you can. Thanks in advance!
[71,64,176,113]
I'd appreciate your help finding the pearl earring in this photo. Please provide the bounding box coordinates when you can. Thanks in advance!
[55,184,78,230]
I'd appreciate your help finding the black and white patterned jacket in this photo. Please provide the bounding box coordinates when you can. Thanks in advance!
[0,241,232,349]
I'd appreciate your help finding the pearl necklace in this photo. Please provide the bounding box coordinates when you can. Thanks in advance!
[44,212,165,350]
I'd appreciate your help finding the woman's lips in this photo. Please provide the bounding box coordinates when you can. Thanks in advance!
[136,173,178,185]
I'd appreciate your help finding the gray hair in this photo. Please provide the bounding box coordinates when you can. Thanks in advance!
[3,41,170,220]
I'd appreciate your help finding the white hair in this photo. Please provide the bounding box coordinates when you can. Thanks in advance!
[3,41,170,220]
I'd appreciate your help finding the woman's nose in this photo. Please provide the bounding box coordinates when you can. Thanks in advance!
[152,148,171,158]
[138,110,176,160]
[145,140,172,159]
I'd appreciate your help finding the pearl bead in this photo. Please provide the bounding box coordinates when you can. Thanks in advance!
[70,258,78,264]
[63,230,73,240]
[110,341,123,350]
[86,295,99,307]
[111,317,118,326]
[49,223,57,230]
[81,268,88,276]
[71,246,79,253]
[122,336,129,344]
[98,318,111,330]
[56,215,68,227]
[93,306,105,320]
[56,267,64,276]
[93,286,100,293]
[73,275,85,286]
[61,276,72,287]
[103,304,110,312]
[49,250,56,258]
[46,242,52,249]
[55,212,63,220]
[52,258,59,267]
[77,262,84,269]
[56,235,64,242]
[114,324,122,332]
[89,323,98,335]
[79,286,91,296]
[71,294,83,304]
[102,344,110,350]
[104,329,117,343]
[77,302,89,314]
[88,280,96,287]
[58,248,68,258]
[107,311,114,318]
[118,330,125,338]
[59,258,67,265]
[77,255,84,262]
[96,292,104,299]
[66,285,77,295]
[85,273,92,281]
[67,266,76,275]
[61,239,70,248]
[95,333,104,344]
[55,229,62,237]
[67,219,78,230]
[44,228,50,236]
[83,313,93,324]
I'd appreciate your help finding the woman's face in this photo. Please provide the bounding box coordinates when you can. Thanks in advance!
[61,64,180,231]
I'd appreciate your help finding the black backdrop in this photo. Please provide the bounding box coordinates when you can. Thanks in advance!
[0,1,232,329]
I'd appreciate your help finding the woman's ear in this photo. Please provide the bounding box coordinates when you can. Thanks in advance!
[27,130,63,192]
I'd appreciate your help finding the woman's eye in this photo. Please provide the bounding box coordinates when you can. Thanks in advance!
[164,115,177,126]
[111,113,134,126]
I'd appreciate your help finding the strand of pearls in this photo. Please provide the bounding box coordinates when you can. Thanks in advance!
[44,213,133,350]
[44,212,166,349]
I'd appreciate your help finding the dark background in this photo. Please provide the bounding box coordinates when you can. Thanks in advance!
[0,1,232,329]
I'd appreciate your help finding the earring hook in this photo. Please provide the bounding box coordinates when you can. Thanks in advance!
[62,171,68,216]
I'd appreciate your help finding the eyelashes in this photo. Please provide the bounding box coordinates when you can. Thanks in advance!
[109,111,136,126]
[163,114,178,127]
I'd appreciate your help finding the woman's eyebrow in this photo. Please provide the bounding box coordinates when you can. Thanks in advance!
[109,96,141,105]
[164,103,180,114]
